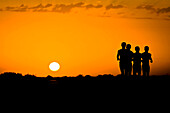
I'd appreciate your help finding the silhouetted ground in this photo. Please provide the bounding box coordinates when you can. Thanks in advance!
[1,72,170,107]
[0,72,170,91]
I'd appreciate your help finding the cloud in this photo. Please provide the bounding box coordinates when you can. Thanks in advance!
[3,2,103,13]
[2,3,124,13]
[5,4,53,12]
[106,4,124,10]
[73,2,85,7]
[85,4,103,9]
[44,4,53,8]
[156,7,170,14]
[51,2,103,13]
[6,4,28,12]
[30,4,52,12]
[29,4,45,9]
[33,8,48,12]
[1,2,170,20]
[52,4,73,13]
[136,5,156,11]
[6,6,16,11]
[52,2,85,13]
[136,5,170,15]
[135,17,153,20]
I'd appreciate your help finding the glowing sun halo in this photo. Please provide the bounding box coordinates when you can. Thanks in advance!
[49,62,60,71]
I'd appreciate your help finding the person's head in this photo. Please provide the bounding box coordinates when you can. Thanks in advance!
[135,46,140,53]
[121,42,126,49]
[144,46,149,52]
[126,44,131,50]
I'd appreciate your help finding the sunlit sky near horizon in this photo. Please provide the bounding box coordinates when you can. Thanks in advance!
[0,0,170,77]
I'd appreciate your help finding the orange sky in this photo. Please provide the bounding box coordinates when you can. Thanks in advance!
[0,0,170,77]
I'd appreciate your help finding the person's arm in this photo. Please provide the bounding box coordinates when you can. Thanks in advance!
[117,50,120,61]
[150,54,153,63]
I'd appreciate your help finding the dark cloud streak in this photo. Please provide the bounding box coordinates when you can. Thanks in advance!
[157,7,170,14]
[136,5,156,11]
[6,4,28,12]
[29,4,51,9]
[1,2,170,20]
[106,4,124,10]
[85,4,103,9]
[136,5,170,14]
[3,2,104,13]
[6,6,16,11]
[52,2,103,13]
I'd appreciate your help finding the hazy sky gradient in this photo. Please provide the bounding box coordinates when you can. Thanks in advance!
[0,0,170,77]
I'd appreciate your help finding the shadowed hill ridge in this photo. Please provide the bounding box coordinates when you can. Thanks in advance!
[0,72,170,90]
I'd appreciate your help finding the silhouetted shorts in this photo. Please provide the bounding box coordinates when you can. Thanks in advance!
[119,62,126,70]
[126,63,132,71]
[133,64,141,72]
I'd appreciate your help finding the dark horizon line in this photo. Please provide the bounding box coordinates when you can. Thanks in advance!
[0,72,169,78]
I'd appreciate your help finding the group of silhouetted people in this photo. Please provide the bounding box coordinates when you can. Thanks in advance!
[117,42,153,77]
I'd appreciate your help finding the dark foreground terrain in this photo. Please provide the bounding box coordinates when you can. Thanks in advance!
[0,72,170,91]
[1,72,170,105]
[0,72,168,111]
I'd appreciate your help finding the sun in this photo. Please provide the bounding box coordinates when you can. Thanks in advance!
[49,62,60,71]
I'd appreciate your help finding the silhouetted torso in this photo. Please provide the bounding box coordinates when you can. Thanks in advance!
[142,52,152,77]
[142,52,152,66]
[133,52,142,76]
[117,48,127,76]
[118,49,127,63]
[126,50,133,64]
[133,53,142,65]
[125,50,133,76]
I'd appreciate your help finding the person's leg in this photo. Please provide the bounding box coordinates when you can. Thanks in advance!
[133,64,136,76]
[125,63,131,76]
[129,63,132,76]
[146,65,150,77]
[138,65,141,76]
[142,65,146,77]
[120,63,125,76]
[125,63,128,76]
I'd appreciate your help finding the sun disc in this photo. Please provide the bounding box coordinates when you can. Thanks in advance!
[49,62,60,71]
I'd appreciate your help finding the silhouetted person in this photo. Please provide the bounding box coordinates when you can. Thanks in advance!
[133,46,142,76]
[142,46,153,77]
[117,42,127,76]
[125,44,133,76]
